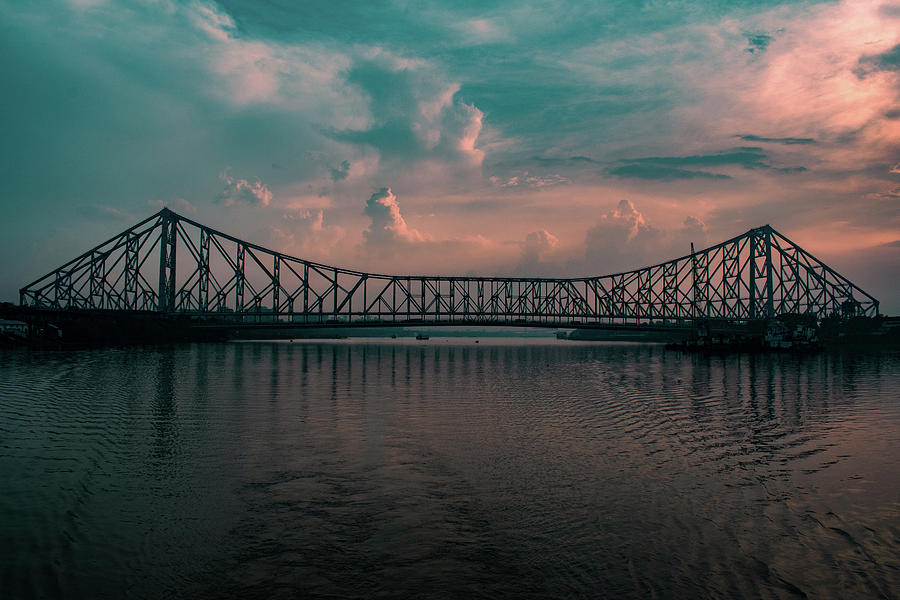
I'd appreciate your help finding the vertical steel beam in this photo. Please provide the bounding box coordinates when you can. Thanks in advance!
[199,229,210,312]
[125,232,138,310]
[749,237,756,320]
[157,209,177,313]
[765,226,774,319]
[303,263,309,316]
[690,242,698,320]
[235,244,245,313]
[89,252,103,309]
[333,268,338,316]
[273,255,280,313]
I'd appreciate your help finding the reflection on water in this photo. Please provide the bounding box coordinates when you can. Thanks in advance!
[1,340,899,599]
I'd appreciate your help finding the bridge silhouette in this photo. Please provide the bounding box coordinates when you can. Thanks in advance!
[19,208,878,329]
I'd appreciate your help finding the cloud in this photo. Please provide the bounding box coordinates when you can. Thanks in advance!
[530,156,597,166]
[329,160,351,182]
[523,230,559,257]
[585,199,656,257]
[738,134,815,145]
[449,17,513,46]
[148,198,198,216]
[216,170,273,206]
[575,200,707,275]
[3,0,899,307]
[608,164,731,180]
[268,208,345,259]
[514,229,559,275]
[77,204,130,221]
[332,53,484,167]
[873,186,900,199]
[494,172,571,188]
[522,229,559,262]
[188,1,361,114]
[746,33,773,54]
[608,147,805,180]
[362,187,424,252]
[855,43,900,78]
[673,0,900,179]
[625,148,771,168]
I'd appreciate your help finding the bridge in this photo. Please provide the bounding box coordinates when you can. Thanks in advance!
[19,208,879,330]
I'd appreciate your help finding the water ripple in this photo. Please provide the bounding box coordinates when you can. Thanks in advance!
[1,342,898,598]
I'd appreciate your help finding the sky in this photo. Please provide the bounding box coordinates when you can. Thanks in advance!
[1,0,898,311]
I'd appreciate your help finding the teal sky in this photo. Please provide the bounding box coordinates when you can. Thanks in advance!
[2,0,899,310]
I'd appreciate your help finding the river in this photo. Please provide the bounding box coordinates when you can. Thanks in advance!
[1,339,898,598]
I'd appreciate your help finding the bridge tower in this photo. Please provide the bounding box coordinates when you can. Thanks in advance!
[157,208,178,313]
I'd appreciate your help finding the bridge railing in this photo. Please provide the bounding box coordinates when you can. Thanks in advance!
[19,208,879,324]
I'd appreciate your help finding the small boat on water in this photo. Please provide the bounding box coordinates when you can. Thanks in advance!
[415,333,429,340]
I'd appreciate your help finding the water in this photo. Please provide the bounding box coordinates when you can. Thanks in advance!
[1,339,899,599]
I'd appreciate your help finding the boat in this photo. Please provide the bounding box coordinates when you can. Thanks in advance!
[415,333,429,340]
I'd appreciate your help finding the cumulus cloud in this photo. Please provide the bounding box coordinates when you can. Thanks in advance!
[363,187,425,251]
[576,200,708,274]
[524,229,559,259]
[268,208,345,258]
[216,170,273,207]
[285,208,326,233]
[352,187,517,272]
[333,53,484,167]
[4,0,900,308]
[583,199,657,268]
[513,229,560,275]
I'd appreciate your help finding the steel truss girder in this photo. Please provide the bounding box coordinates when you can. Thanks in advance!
[20,209,880,324]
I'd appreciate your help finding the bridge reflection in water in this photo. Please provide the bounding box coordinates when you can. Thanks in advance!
[19,208,878,328]
[2,341,898,598]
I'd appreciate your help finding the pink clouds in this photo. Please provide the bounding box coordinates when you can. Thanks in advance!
[494,172,571,188]
[266,208,345,260]
[577,200,708,275]
[363,187,425,251]
[514,229,560,275]
[676,1,900,169]
[216,170,273,206]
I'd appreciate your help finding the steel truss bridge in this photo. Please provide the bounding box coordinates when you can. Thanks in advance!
[19,208,879,328]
